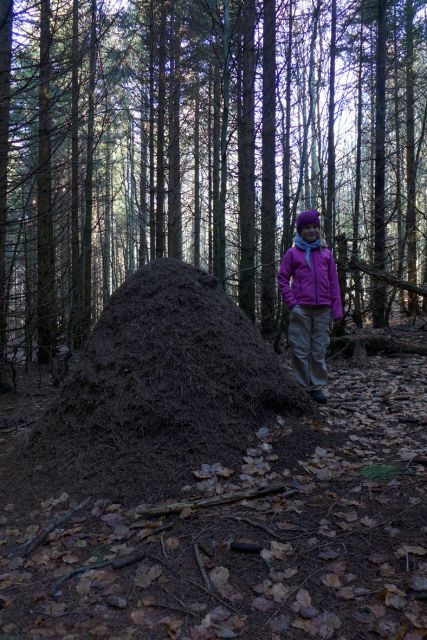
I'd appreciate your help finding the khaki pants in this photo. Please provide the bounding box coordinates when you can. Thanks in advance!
[288,305,331,392]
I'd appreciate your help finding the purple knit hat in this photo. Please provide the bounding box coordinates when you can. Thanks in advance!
[296,209,320,233]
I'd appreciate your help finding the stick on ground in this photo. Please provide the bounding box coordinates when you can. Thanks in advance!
[19,497,91,558]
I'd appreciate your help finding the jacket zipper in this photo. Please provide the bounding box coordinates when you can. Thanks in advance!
[312,252,318,304]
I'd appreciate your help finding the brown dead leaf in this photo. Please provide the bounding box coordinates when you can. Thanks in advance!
[321,573,343,589]
[396,545,426,558]
[130,609,145,624]
[134,563,163,588]
[271,583,289,603]
[270,541,293,559]
[251,596,274,611]
[209,566,229,589]
[409,575,427,592]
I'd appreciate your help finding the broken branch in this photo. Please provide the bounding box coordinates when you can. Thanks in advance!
[133,483,297,518]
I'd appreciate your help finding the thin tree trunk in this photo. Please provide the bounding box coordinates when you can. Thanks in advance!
[281,0,293,253]
[139,95,148,267]
[212,65,221,277]
[208,68,213,273]
[405,0,418,314]
[82,0,96,341]
[37,0,55,364]
[155,0,167,258]
[149,0,156,260]
[168,1,182,259]
[238,0,256,321]
[218,0,231,285]
[71,0,81,348]
[194,81,201,268]
[372,0,387,328]
[260,0,276,336]
[352,17,364,328]
[325,0,336,246]
[0,0,13,362]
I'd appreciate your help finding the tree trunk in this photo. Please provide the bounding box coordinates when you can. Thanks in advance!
[237,0,256,322]
[212,64,221,277]
[325,0,336,247]
[218,0,231,285]
[155,0,167,258]
[37,0,55,364]
[372,0,387,327]
[149,0,156,260]
[405,0,418,314]
[281,0,294,253]
[0,0,13,362]
[261,0,276,337]
[352,15,364,328]
[168,2,182,260]
[71,0,82,348]
[139,94,148,267]
[82,0,97,341]
[194,81,201,268]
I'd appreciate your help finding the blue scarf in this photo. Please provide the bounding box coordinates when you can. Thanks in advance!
[295,233,320,268]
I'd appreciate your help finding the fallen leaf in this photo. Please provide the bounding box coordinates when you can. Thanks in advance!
[130,609,145,624]
[271,583,288,603]
[251,596,274,611]
[409,575,427,592]
[134,564,163,588]
[270,541,293,559]
[396,545,426,558]
[209,566,229,589]
[321,573,342,589]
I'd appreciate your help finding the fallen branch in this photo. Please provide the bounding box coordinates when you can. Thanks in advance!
[19,497,91,558]
[51,549,147,595]
[193,543,212,592]
[133,483,298,518]
[346,259,427,297]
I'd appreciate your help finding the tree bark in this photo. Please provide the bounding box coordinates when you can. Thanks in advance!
[194,81,201,268]
[82,0,97,341]
[168,1,182,260]
[0,0,13,362]
[261,0,276,336]
[71,0,82,348]
[325,0,336,246]
[155,0,167,258]
[372,0,387,327]
[237,0,256,322]
[218,0,231,285]
[37,0,55,364]
[405,0,418,314]
[149,0,156,260]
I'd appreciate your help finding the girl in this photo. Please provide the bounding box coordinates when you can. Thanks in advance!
[277,209,343,404]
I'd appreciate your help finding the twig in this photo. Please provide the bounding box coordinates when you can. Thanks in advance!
[133,483,298,518]
[227,515,315,543]
[190,580,241,614]
[51,549,147,595]
[19,497,91,558]
[193,543,212,592]
[264,566,325,627]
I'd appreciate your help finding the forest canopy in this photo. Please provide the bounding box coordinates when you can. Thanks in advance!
[0,0,427,367]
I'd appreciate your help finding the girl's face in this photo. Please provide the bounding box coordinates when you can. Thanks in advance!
[301,224,320,242]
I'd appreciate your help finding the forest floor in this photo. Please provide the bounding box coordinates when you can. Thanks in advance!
[0,324,427,640]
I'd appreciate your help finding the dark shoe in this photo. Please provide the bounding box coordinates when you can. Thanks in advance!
[310,389,327,404]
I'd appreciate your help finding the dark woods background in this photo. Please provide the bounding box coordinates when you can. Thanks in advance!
[0,0,427,371]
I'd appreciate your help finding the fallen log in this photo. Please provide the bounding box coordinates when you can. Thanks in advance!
[329,334,427,358]
[346,259,427,297]
[133,483,298,518]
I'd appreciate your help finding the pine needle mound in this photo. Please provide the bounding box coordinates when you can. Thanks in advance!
[30,259,308,501]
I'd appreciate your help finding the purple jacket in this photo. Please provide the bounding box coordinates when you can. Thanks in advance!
[278,246,343,320]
